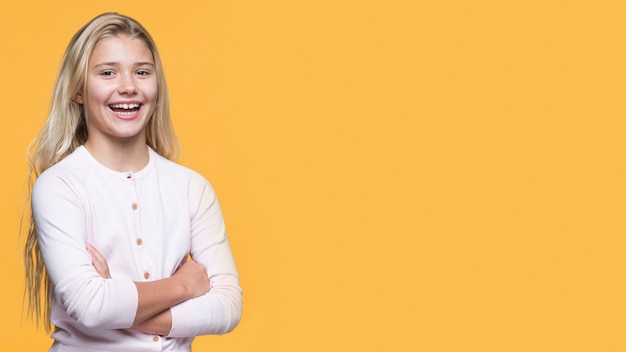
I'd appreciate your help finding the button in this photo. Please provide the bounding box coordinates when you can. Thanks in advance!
[153,336,160,342]
[131,203,138,210]
[144,272,150,279]
[136,238,143,245]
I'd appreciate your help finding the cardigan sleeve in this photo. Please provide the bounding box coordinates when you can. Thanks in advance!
[32,173,138,329]
[167,175,242,337]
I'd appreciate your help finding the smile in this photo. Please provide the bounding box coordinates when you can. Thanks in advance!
[108,103,143,118]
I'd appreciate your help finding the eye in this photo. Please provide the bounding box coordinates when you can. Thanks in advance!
[100,70,115,77]
[136,70,151,76]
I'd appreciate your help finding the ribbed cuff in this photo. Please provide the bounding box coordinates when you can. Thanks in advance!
[112,278,139,327]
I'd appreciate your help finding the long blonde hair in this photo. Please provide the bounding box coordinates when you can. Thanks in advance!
[23,12,179,330]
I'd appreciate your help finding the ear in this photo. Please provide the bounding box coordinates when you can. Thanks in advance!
[73,92,83,104]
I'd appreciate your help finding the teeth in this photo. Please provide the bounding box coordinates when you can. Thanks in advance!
[110,103,140,109]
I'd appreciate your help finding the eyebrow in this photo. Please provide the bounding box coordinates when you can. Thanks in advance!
[92,62,155,69]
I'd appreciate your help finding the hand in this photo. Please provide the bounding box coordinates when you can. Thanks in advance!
[86,243,111,279]
[173,259,211,299]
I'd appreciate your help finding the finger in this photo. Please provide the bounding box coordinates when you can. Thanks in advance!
[86,243,111,279]
[86,243,105,263]
[92,255,111,279]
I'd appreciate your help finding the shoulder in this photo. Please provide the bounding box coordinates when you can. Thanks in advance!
[34,147,92,191]
[150,152,218,206]
[32,147,92,209]
[152,151,211,187]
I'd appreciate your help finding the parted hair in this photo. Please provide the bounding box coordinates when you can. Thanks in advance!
[23,12,179,330]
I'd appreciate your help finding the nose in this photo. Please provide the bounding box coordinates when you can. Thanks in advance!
[117,73,137,95]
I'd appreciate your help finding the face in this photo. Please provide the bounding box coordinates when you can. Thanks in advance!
[75,35,157,147]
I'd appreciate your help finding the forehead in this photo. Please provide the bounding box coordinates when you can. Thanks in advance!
[89,35,154,65]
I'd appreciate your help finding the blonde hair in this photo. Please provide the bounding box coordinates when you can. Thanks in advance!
[23,12,179,330]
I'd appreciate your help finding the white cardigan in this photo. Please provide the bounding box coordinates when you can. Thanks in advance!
[32,146,242,352]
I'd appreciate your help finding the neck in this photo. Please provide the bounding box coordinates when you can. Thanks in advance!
[84,138,149,172]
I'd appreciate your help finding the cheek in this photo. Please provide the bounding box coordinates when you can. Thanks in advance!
[84,81,113,106]
[144,79,158,102]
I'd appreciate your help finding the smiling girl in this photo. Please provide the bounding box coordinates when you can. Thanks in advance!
[23,13,242,352]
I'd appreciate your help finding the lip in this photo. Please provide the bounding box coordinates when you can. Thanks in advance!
[107,101,144,120]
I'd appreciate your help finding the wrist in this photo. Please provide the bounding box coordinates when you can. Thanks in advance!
[133,309,172,335]
[169,275,192,302]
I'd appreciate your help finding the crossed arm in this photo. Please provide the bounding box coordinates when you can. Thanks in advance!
[86,244,210,335]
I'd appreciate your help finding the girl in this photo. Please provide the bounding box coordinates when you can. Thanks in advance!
[24,12,242,351]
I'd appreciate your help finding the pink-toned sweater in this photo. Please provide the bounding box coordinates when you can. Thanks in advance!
[32,146,242,352]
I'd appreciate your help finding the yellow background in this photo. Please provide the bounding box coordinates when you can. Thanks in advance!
[1,0,625,351]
